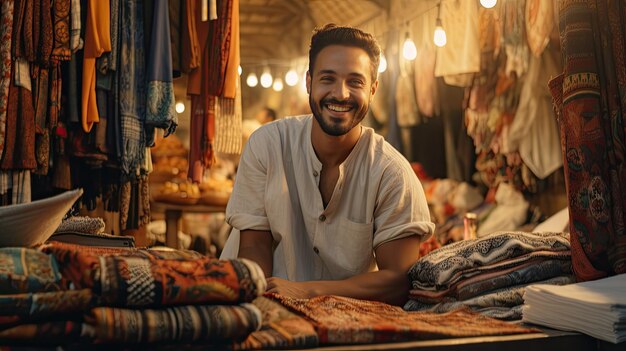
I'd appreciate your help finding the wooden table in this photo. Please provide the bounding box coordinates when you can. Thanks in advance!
[151,201,226,248]
[302,326,623,351]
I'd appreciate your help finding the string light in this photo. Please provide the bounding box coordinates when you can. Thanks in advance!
[480,0,497,9]
[246,72,258,87]
[285,69,299,86]
[272,78,284,91]
[378,53,387,73]
[260,70,273,88]
[175,101,185,113]
[402,33,417,60]
[433,3,447,47]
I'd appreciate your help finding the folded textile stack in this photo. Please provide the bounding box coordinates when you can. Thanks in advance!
[0,244,267,346]
[405,231,574,319]
[523,273,626,344]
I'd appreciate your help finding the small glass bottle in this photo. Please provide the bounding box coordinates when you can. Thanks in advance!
[463,212,478,240]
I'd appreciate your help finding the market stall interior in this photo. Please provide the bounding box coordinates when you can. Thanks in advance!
[0,0,625,349]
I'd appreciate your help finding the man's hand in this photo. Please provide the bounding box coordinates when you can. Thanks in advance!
[266,277,317,299]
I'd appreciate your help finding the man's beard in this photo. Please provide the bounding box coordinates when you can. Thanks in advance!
[309,95,368,137]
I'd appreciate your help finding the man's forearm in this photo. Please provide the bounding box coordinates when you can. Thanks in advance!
[303,269,410,306]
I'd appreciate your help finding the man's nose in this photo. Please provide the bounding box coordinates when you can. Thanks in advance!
[331,82,350,100]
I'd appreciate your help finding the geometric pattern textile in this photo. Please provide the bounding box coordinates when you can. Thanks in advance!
[0,247,63,294]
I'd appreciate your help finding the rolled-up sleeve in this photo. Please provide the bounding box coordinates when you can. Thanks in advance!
[226,130,271,231]
[372,164,435,249]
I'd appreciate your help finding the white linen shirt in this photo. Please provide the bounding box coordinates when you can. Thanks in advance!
[221,115,434,281]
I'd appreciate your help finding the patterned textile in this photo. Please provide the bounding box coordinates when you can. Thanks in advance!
[404,276,575,320]
[41,242,267,307]
[0,0,13,158]
[550,0,626,280]
[214,82,243,155]
[525,0,555,57]
[0,248,62,294]
[119,0,146,176]
[270,294,537,344]
[0,289,93,327]
[0,321,82,343]
[55,216,106,234]
[408,255,572,303]
[50,0,70,61]
[234,296,318,350]
[207,0,233,97]
[408,231,571,290]
[145,0,177,145]
[85,303,261,344]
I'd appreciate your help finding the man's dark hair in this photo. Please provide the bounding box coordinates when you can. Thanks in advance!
[308,24,381,82]
[264,107,277,121]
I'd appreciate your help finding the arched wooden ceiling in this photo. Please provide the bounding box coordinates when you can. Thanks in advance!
[239,0,388,65]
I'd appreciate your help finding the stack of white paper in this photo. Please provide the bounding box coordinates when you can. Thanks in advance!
[522,273,626,344]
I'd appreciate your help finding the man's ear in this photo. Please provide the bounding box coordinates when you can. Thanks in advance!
[370,79,379,97]
[306,71,311,94]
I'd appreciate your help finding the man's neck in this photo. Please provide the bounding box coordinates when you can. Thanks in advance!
[311,119,362,167]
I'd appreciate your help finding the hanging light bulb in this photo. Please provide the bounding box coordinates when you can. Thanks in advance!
[433,18,447,47]
[402,33,417,61]
[238,65,242,76]
[285,69,299,86]
[175,101,185,113]
[260,70,273,88]
[246,72,258,87]
[378,53,387,73]
[480,0,497,9]
[272,78,284,92]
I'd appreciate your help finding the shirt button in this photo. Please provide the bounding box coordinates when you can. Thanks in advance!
[319,214,326,221]
[313,247,319,254]
[313,170,319,177]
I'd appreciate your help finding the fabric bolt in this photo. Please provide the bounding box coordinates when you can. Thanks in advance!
[221,115,434,281]
[81,0,111,132]
[270,294,538,344]
[0,0,13,158]
[50,0,71,61]
[41,242,267,307]
[145,0,178,146]
[0,289,93,327]
[551,0,626,280]
[0,248,63,294]
[119,0,147,176]
[408,231,571,290]
[85,303,262,344]
[234,296,318,350]
[405,276,575,320]
[409,255,572,303]
[0,320,82,343]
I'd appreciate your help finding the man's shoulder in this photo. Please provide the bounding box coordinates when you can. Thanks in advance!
[363,127,410,167]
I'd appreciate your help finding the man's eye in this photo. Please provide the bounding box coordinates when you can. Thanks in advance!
[320,76,333,82]
[350,80,365,86]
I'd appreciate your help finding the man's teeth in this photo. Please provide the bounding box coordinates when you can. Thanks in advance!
[327,104,351,112]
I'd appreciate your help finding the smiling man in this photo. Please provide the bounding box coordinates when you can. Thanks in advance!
[220,24,434,306]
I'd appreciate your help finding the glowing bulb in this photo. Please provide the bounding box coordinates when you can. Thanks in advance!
[378,54,387,73]
[402,37,417,61]
[175,102,185,113]
[260,71,273,88]
[272,78,284,91]
[238,65,242,75]
[480,0,497,8]
[433,19,447,47]
[285,69,299,86]
[246,73,258,87]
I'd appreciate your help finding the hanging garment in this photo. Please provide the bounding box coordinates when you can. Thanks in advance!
[501,0,529,77]
[69,0,82,52]
[414,11,439,117]
[50,0,70,61]
[32,0,53,65]
[395,66,420,127]
[550,0,626,280]
[0,0,14,159]
[222,0,239,99]
[214,78,243,155]
[435,0,480,78]
[525,0,555,57]
[145,0,178,146]
[168,0,182,77]
[180,0,200,73]
[81,0,111,132]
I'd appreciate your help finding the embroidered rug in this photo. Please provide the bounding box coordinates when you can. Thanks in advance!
[269,294,538,344]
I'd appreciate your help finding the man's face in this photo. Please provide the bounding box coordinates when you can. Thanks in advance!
[307,45,378,137]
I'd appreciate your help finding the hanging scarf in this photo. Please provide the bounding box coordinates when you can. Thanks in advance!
[206,0,233,96]
[180,0,200,73]
[118,0,146,177]
[51,0,71,61]
[32,0,53,66]
[0,0,14,158]
[145,0,177,146]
